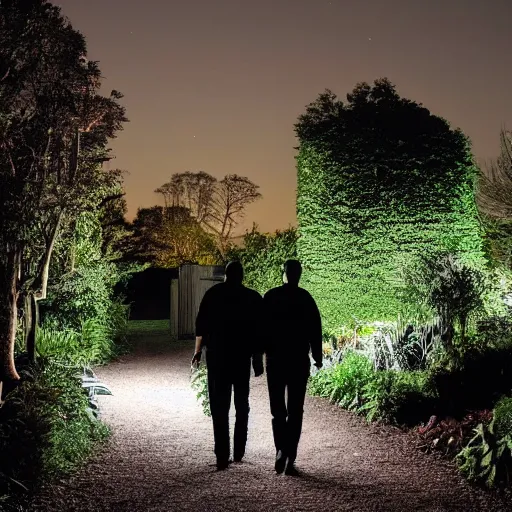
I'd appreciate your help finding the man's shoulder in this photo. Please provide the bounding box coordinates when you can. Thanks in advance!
[297,286,316,301]
[297,286,313,297]
[243,285,263,300]
[263,285,283,299]
[204,282,225,297]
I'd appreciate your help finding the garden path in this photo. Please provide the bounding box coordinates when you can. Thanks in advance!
[31,327,510,512]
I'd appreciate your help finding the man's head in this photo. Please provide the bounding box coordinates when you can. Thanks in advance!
[283,259,302,286]
[224,260,244,285]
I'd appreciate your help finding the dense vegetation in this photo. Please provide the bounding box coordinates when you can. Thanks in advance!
[0,0,134,503]
[227,226,298,294]
[300,81,512,489]
[1,0,512,501]
[295,79,485,333]
[127,171,262,267]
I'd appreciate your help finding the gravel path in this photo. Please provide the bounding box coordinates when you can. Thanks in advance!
[31,332,511,512]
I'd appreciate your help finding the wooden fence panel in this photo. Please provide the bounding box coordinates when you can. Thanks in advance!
[174,264,225,340]
[170,279,179,341]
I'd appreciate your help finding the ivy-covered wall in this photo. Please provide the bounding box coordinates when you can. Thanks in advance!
[295,79,485,333]
[227,227,297,295]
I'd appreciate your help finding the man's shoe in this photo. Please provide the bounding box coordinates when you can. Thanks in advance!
[274,450,287,474]
[233,450,244,463]
[216,459,230,471]
[285,461,300,477]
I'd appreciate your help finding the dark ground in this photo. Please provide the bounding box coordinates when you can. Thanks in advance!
[29,326,512,512]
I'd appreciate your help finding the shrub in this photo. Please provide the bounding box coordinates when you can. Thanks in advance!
[358,318,443,372]
[43,261,121,330]
[430,347,512,417]
[471,316,512,350]
[360,370,436,425]
[190,363,210,417]
[419,410,493,456]
[457,413,512,488]
[309,351,373,410]
[494,397,512,438]
[400,253,487,346]
[0,359,109,496]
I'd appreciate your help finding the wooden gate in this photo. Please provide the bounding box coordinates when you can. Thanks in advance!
[170,264,224,340]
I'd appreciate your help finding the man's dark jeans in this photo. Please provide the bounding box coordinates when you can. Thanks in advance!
[266,360,310,463]
[206,353,252,463]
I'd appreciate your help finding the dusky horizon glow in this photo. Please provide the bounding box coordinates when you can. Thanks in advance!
[57,0,512,233]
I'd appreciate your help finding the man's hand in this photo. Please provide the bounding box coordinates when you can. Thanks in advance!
[191,351,202,366]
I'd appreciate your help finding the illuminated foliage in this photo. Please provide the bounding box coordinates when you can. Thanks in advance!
[129,206,219,267]
[227,226,297,294]
[0,0,127,379]
[295,79,485,332]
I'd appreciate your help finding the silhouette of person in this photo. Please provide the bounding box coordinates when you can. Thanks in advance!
[263,259,322,476]
[192,261,264,470]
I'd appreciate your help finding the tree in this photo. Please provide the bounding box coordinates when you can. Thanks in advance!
[0,0,127,380]
[128,206,219,267]
[156,172,261,256]
[295,78,485,332]
[478,129,512,219]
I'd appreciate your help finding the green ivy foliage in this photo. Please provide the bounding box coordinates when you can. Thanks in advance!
[227,226,298,295]
[295,79,485,332]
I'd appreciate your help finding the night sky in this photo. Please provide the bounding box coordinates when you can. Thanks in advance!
[57,0,512,233]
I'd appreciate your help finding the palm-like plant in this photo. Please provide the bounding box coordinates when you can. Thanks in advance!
[402,253,486,346]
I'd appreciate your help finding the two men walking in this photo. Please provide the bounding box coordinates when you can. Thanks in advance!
[192,259,322,474]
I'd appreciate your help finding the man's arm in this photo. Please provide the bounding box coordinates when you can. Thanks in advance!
[250,292,264,377]
[192,288,212,365]
[307,293,323,368]
[191,336,203,365]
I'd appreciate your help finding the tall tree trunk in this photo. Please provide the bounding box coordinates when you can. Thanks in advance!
[25,293,38,362]
[36,211,62,302]
[25,211,63,361]
[0,250,21,382]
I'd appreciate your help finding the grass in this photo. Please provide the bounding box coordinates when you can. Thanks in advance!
[127,320,171,336]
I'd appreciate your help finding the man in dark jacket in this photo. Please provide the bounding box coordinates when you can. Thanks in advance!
[192,261,263,470]
[263,259,322,476]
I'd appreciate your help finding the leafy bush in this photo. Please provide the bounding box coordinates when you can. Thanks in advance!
[360,370,435,425]
[227,226,297,295]
[43,261,121,330]
[494,397,512,439]
[309,351,373,411]
[37,316,123,367]
[419,410,493,456]
[0,359,109,496]
[430,347,512,417]
[457,414,512,488]
[190,363,210,417]
[471,316,512,350]
[310,351,435,425]
[400,252,488,346]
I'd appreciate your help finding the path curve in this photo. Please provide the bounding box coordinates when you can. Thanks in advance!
[32,332,510,512]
